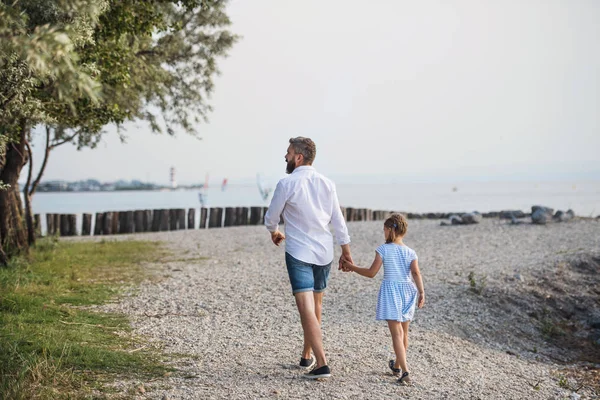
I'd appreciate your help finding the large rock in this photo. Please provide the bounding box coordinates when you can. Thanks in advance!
[531,209,550,224]
[461,212,482,224]
[450,215,463,225]
[531,205,554,215]
[553,209,575,222]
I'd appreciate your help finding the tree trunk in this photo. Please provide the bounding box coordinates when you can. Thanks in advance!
[23,191,34,245]
[23,141,35,245]
[0,121,30,264]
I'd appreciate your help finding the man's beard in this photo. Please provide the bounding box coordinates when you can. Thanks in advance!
[286,159,295,174]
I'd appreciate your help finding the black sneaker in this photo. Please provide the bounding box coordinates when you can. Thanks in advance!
[388,360,401,376]
[397,371,411,385]
[304,365,331,379]
[299,356,316,369]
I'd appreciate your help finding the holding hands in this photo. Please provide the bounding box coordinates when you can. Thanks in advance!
[339,254,355,272]
[338,244,354,272]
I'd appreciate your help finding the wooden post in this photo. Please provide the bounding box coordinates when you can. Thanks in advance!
[67,214,77,236]
[187,208,195,229]
[134,210,145,233]
[103,212,113,235]
[82,213,92,236]
[59,214,69,236]
[34,214,41,237]
[340,207,346,221]
[125,211,134,233]
[209,207,223,228]
[346,207,354,222]
[143,210,151,232]
[177,209,186,229]
[169,209,178,230]
[199,207,208,229]
[118,212,127,234]
[111,211,119,234]
[224,207,236,227]
[249,207,262,225]
[46,214,55,235]
[236,207,248,226]
[94,213,103,235]
[151,209,161,232]
[160,210,169,231]
[53,214,59,235]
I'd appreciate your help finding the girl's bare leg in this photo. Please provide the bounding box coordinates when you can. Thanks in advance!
[387,320,409,372]
[401,321,410,351]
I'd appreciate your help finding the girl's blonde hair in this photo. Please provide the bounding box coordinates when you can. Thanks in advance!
[384,213,408,244]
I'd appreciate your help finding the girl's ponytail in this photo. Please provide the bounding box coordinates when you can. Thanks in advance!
[384,214,408,244]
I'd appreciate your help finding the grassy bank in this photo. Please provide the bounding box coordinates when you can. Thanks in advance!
[0,237,170,399]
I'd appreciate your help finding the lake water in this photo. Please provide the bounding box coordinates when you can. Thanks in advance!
[31,180,600,217]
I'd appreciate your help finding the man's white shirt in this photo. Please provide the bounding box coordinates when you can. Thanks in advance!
[264,165,350,265]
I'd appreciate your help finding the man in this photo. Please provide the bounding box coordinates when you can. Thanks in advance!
[265,137,353,379]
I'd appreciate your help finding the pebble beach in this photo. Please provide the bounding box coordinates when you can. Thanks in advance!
[80,217,600,399]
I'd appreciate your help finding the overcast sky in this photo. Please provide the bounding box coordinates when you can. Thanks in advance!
[30,0,599,185]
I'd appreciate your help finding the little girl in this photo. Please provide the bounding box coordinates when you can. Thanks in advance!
[343,213,425,385]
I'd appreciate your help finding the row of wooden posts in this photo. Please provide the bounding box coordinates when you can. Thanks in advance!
[39,207,395,237]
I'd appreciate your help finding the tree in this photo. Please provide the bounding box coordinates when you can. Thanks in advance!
[0,0,237,264]
[1,0,105,263]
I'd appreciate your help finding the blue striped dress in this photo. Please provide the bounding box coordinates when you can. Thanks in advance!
[375,243,418,322]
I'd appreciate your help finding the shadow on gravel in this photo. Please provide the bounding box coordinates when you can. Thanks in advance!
[499,255,600,363]
[479,254,600,394]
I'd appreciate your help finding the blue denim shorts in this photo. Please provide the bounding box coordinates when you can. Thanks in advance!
[285,252,332,294]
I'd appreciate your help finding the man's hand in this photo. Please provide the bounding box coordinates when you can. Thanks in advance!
[341,258,355,272]
[338,244,353,270]
[270,230,285,246]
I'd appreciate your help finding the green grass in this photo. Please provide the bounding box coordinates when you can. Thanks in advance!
[0,237,171,399]
[467,271,487,295]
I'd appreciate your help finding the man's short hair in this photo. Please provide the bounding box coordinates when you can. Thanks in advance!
[289,137,316,165]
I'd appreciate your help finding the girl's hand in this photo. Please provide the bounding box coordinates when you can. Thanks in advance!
[417,292,425,308]
[341,259,354,272]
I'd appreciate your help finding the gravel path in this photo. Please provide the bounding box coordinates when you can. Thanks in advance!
[89,218,600,399]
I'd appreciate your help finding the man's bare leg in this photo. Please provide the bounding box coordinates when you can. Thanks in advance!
[295,291,327,368]
[302,291,324,359]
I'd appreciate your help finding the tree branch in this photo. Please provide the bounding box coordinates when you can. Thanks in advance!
[23,140,33,197]
[50,129,80,149]
[29,126,51,197]
[0,92,18,109]
[136,49,163,57]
